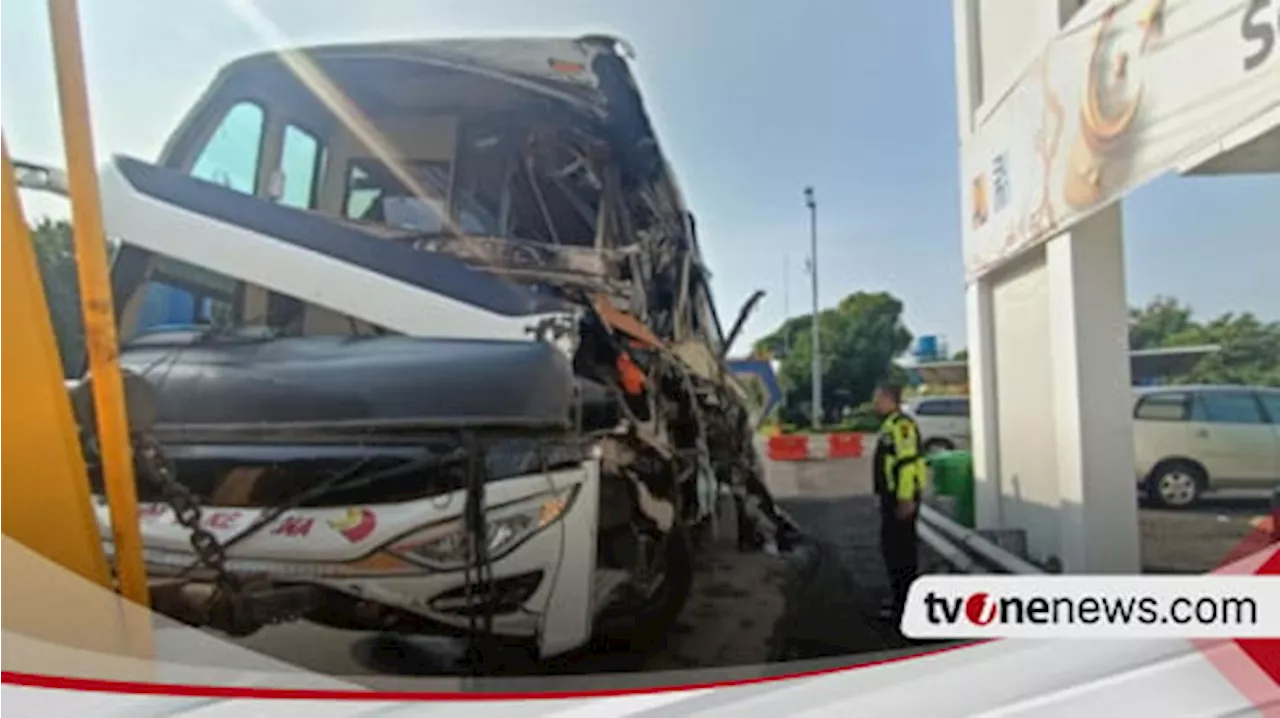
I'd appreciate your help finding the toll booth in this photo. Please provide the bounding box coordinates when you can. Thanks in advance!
[951,0,1278,572]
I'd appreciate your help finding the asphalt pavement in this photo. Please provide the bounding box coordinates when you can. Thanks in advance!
[1139,493,1272,573]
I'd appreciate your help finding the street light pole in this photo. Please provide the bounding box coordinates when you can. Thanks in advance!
[804,186,822,429]
[782,254,790,356]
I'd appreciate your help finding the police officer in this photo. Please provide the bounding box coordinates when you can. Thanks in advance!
[872,382,927,624]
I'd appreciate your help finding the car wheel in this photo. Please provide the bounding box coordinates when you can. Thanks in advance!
[924,438,955,456]
[1149,462,1204,509]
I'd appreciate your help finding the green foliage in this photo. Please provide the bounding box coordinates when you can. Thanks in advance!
[754,291,913,423]
[29,219,85,378]
[1129,296,1280,387]
[840,401,882,432]
[1129,295,1197,351]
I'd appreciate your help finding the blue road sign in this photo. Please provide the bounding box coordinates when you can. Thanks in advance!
[726,359,783,417]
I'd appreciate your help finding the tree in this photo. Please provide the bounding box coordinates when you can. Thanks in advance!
[1128,296,1280,387]
[1180,313,1280,386]
[29,219,85,377]
[753,315,813,360]
[754,291,913,423]
[952,348,969,361]
[1129,296,1197,350]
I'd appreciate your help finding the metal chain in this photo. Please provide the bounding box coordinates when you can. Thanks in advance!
[133,434,238,595]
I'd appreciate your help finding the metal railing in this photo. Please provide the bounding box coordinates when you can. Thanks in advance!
[918,521,990,574]
[923,487,1279,575]
[919,503,1045,575]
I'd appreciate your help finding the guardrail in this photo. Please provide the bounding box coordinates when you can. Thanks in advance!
[922,487,1279,575]
[918,521,990,574]
[918,503,1046,575]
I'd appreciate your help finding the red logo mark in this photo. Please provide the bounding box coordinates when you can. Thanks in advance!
[271,516,315,538]
[205,511,241,530]
[965,592,998,626]
[327,508,377,543]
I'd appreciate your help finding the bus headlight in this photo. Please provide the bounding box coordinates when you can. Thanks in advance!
[388,486,577,570]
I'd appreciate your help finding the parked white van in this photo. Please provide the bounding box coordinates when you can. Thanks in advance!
[1134,385,1280,508]
[903,395,971,454]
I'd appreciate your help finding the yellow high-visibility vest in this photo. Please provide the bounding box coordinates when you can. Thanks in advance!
[880,412,928,501]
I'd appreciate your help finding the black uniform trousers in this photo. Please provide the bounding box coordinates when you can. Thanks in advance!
[879,494,919,622]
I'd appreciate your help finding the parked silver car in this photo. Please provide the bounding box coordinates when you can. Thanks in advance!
[1134,385,1280,508]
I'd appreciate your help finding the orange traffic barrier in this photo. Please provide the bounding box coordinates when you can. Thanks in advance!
[767,434,809,461]
[828,432,864,458]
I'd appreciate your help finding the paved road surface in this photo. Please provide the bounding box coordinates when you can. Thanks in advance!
[1140,494,1272,573]
[763,451,1269,575]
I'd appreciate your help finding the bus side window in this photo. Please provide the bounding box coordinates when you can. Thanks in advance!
[190,101,266,195]
[277,124,326,209]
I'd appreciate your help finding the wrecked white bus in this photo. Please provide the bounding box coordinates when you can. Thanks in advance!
[44,35,798,663]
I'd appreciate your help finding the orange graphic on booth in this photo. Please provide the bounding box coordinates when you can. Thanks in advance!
[971,174,990,229]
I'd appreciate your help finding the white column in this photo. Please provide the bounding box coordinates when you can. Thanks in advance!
[1046,203,1141,573]
[965,278,1003,529]
[951,0,984,136]
[953,0,1000,528]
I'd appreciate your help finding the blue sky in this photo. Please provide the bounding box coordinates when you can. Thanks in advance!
[3,0,1276,353]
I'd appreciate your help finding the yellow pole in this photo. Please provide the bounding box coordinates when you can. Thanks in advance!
[2,141,152,666]
[45,0,150,608]
[0,140,112,588]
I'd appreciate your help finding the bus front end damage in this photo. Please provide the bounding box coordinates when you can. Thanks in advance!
[66,35,799,661]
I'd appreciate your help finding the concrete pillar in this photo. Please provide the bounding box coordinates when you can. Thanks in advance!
[1046,203,1141,573]
[953,0,1003,530]
[965,278,1003,530]
[951,0,984,135]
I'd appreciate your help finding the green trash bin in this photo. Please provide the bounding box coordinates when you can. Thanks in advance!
[927,450,975,528]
